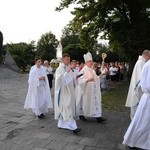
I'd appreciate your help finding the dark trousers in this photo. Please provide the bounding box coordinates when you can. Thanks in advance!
[47,74,53,88]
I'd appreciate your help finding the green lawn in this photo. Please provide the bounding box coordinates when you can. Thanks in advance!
[102,82,130,112]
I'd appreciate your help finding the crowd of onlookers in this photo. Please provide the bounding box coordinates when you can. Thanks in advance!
[86,61,128,91]
[42,59,129,91]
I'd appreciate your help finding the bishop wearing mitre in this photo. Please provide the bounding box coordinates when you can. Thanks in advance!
[76,52,107,123]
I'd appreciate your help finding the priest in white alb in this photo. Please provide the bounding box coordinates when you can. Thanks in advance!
[123,59,150,150]
[24,57,53,119]
[76,52,106,123]
[54,54,81,134]
[125,50,150,120]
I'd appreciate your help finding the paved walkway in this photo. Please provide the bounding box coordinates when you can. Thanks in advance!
[0,66,131,150]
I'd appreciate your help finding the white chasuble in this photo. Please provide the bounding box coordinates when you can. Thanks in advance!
[24,65,53,115]
[76,65,102,117]
[123,60,150,149]
[125,56,146,108]
[54,63,76,121]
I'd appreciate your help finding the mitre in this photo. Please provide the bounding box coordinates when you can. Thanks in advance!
[83,52,93,62]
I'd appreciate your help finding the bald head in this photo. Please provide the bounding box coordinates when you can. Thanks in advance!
[142,50,150,56]
[43,60,49,66]
[142,50,150,61]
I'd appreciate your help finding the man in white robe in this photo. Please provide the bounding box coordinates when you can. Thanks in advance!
[24,57,53,119]
[54,54,81,134]
[125,50,150,120]
[76,52,106,123]
[71,60,80,87]
[43,60,54,89]
[123,59,150,150]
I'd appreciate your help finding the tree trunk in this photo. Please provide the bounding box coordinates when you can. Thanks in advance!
[127,56,138,79]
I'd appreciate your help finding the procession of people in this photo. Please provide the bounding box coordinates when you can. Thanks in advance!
[123,50,150,150]
[24,49,150,149]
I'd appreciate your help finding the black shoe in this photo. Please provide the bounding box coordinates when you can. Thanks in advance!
[128,146,139,150]
[40,113,45,118]
[38,115,42,119]
[79,115,87,121]
[38,113,45,119]
[73,128,81,134]
[96,117,107,123]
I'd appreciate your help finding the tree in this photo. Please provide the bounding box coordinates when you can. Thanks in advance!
[56,0,150,76]
[36,32,58,61]
[91,42,122,63]
[4,42,36,71]
[61,25,87,62]
[108,41,128,62]
[61,25,121,63]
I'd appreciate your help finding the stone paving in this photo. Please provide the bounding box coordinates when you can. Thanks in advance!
[0,66,131,150]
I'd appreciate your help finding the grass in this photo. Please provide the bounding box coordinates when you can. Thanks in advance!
[102,82,130,112]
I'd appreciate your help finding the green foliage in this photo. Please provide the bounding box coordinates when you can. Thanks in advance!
[4,42,36,71]
[61,26,87,62]
[61,25,126,63]
[91,42,126,63]
[56,0,150,62]
[36,32,58,61]
[63,44,87,62]
[92,43,108,62]
[0,55,4,64]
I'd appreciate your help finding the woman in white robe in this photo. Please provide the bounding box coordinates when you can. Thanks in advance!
[123,59,150,149]
[24,57,53,118]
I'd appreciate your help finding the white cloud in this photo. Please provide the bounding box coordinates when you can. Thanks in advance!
[0,0,73,44]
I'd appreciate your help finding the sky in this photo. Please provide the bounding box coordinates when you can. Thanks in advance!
[0,0,73,44]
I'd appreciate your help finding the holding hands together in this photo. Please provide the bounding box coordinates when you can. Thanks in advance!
[66,66,74,73]
[87,77,94,82]
[39,76,45,80]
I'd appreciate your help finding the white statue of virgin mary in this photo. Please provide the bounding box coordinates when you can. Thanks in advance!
[56,41,62,61]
